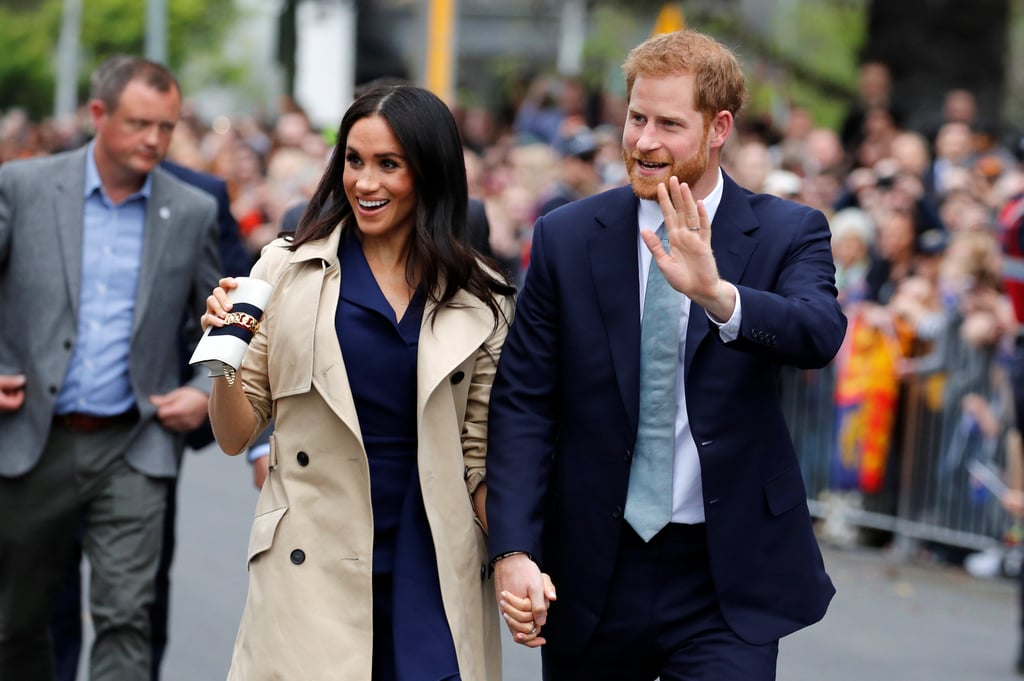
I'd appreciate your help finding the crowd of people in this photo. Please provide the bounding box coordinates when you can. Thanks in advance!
[4,27,1024,681]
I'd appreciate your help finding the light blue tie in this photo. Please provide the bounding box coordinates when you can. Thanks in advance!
[624,224,680,542]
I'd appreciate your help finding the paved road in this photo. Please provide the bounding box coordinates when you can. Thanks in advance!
[123,444,1021,680]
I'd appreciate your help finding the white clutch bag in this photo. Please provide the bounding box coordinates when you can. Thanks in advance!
[189,276,273,382]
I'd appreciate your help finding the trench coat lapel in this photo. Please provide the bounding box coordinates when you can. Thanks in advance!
[290,228,365,444]
[416,289,494,417]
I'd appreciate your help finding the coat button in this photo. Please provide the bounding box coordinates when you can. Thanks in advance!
[63,339,73,350]
[49,385,58,395]
[624,449,632,462]
[296,451,309,466]
[611,506,622,519]
[451,371,465,385]
[290,549,305,565]
[480,564,488,580]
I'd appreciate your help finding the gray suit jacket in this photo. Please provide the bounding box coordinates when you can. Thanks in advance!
[0,146,222,478]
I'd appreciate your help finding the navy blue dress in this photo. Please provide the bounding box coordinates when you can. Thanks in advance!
[335,229,460,681]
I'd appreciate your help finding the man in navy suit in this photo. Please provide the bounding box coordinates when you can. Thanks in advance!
[486,29,847,680]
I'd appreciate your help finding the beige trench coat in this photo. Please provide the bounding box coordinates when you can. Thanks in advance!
[225,229,510,681]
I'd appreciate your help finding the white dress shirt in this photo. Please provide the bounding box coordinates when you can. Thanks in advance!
[635,168,741,523]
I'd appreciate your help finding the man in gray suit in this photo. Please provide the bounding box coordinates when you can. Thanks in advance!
[0,56,221,680]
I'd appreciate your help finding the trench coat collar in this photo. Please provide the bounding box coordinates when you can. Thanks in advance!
[285,224,497,431]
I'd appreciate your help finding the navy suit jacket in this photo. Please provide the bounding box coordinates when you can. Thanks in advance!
[161,160,249,451]
[486,174,847,653]
[161,161,249,278]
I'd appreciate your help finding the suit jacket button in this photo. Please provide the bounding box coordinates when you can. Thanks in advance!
[290,549,305,565]
[49,385,58,395]
[296,451,309,466]
[480,564,487,580]
[624,449,632,462]
[63,339,73,350]
[612,506,622,519]
[451,371,465,385]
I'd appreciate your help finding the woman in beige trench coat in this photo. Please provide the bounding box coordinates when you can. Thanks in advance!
[203,85,515,681]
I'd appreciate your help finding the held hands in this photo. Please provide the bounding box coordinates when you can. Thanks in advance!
[201,277,240,333]
[642,177,735,321]
[494,553,557,648]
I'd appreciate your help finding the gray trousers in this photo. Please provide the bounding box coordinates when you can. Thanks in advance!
[0,422,168,681]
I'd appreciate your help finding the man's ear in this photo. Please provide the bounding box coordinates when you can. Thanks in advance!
[709,110,733,150]
[87,99,107,134]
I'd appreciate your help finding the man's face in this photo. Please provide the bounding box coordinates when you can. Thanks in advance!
[565,153,601,194]
[621,72,719,200]
[91,79,181,181]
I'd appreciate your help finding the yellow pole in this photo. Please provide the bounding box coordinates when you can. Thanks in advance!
[425,0,456,104]
[652,3,686,35]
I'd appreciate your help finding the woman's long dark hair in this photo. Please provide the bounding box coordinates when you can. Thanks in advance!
[291,84,514,326]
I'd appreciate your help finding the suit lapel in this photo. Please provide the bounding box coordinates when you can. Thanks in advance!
[588,187,642,434]
[53,150,88,319]
[132,168,176,335]
[684,173,758,371]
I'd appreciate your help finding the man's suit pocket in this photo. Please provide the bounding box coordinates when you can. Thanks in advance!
[763,466,808,517]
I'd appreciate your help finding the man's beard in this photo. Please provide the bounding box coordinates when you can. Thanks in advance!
[622,131,710,200]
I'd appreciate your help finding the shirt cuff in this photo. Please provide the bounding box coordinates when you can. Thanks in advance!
[247,443,270,463]
[707,281,741,342]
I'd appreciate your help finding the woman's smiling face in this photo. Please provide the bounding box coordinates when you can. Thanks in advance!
[343,114,417,241]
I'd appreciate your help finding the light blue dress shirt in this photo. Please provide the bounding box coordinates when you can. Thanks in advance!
[54,143,149,417]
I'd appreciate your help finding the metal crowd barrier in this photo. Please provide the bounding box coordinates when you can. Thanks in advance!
[781,359,1014,554]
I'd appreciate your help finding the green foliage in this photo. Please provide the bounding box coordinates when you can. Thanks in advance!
[0,0,237,119]
[761,0,867,129]
[586,0,867,131]
[581,4,648,99]
[0,2,62,117]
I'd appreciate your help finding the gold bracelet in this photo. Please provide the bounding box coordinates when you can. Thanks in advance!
[224,311,260,335]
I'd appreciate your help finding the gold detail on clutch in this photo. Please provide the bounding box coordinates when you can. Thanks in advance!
[224,311,259,335]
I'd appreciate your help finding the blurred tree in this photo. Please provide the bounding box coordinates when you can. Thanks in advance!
[0,0,237,120]
[585,0,863,129]
[277,0,298,97]
[590,0,1017,143]
[861,0,1011,139]
[276,0,408,100]
[0,3,62,118]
